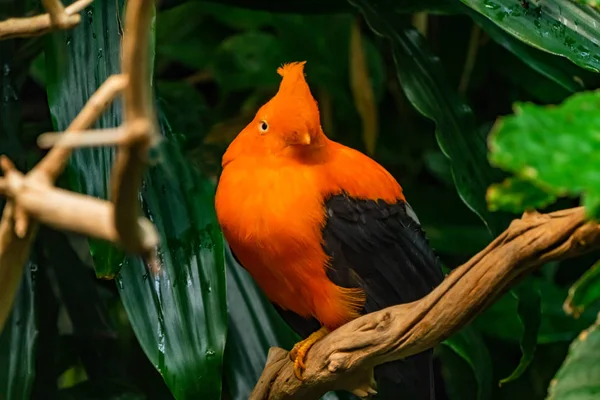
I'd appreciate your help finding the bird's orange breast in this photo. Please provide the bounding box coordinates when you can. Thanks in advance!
[215,142,404,329]
[215,157,365,328]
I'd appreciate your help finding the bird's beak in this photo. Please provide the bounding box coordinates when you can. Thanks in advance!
[286,131,312,146]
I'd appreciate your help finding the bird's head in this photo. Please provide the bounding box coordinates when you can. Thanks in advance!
[222,61,325,166]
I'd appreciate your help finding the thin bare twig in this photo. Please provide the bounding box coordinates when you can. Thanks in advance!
[32,74,128,184]
[37,127,126,149]
[251,208,600,399]
[111,1,160,257]
[0,0,93,40]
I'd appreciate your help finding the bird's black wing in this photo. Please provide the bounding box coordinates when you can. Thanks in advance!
[276,192,444,399]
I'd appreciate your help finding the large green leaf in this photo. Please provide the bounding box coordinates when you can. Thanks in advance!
[44,0,125,279]
[44,1,228,399]
[489,90,600,218]
[465,8,590,93]
[349,0,509,233]
[0,261,37,400]
[547,317,600,399]
[116,122,227,399]
[461,0,600,73]
[442,326,493,400]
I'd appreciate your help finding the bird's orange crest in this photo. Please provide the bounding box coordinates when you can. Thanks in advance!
[263,61,321,146]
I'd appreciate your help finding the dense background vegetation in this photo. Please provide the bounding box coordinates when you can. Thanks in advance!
[1,0,600,399]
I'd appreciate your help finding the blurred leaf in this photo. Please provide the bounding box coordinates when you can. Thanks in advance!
[466,8,590,93]
[164,0,353,13]
[547,316,600,400]
[487,177,557,213]
[44,0,125,278]
[489,90,600,218]
[500,283,541,385]
[202,2,273,30]
[423,149,454,186]
[565,260,600,318]
[475,277,596,345]
[349,18,378,155]
[156,2,223,71]
[461,0,600,73]
[209,31,285,92]
[351,0,509,234]
[438,344,478,400]
[156,80,211,148]
[200,0,457,14]
[40,229,124,383]
[0,261,37,400]
[116,123,227,399]
[57,380,145,400]
[442,326,493,400]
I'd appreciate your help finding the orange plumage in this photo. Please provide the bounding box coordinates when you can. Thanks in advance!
[215,61,403,330]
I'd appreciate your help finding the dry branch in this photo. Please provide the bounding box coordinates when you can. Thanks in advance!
[0,0,159,332]
[251,207,600,400]
[0,0,93,40]
[112,0,160,256]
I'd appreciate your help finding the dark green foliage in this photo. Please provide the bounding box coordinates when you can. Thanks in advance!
[1,0,600,400]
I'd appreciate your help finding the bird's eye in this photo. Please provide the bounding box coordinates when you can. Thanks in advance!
[258,120,269,133]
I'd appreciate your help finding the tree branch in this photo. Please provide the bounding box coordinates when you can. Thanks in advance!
[0,0,93,40]
[111,0,160,257]
[251,207,600,400]
[0,0,159,332]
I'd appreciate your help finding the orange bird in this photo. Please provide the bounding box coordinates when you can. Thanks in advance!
[215,61,443,398]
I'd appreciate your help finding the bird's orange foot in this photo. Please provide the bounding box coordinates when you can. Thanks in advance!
[289,326,330,380]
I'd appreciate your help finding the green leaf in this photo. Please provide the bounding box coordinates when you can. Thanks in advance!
[351,0,509,234]
[465,7,590,93]
[500,283,541,385]
[547,316,600,400]
[487,177,557,213]
[116,128,227,399]
[44,0,125,278]
[489,90,600,218]
[565,261,600,318]
[44,2,228,398]
[0,261,37,400]
[461,0,600,73]
[442,326,494,400]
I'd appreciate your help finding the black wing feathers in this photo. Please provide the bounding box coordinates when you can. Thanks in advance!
[322,194,443,309]
[321,193,443,400]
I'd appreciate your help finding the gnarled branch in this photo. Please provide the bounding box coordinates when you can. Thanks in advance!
[251,207,600,400]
